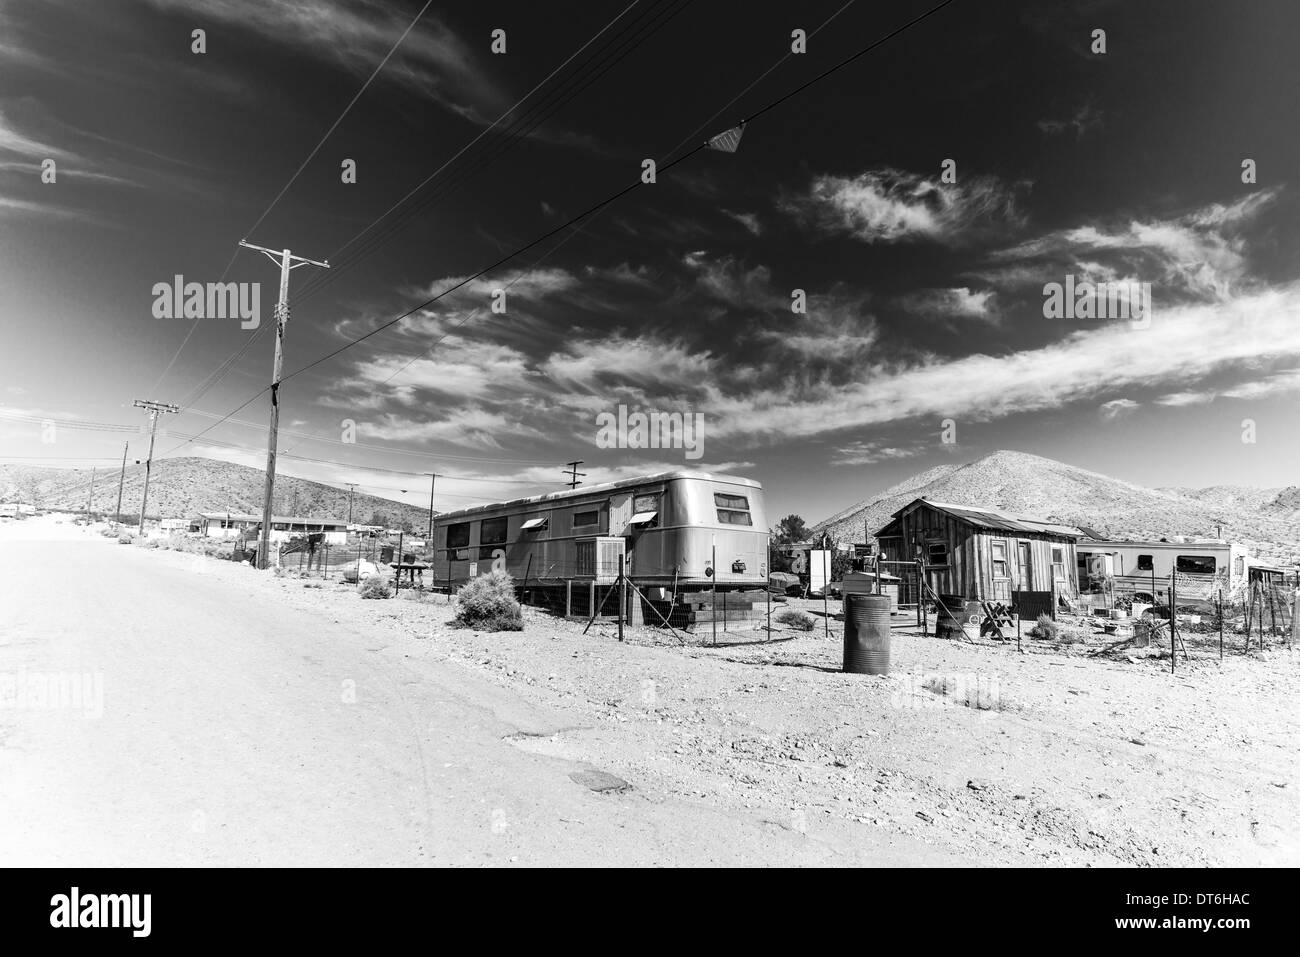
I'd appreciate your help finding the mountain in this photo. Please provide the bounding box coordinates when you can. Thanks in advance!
[810,450,1300,565]
[0,457,435,531]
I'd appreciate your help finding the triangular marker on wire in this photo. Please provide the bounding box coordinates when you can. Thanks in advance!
[706,121,746,153]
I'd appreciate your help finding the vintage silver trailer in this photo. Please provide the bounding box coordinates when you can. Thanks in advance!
[429,471,768,601]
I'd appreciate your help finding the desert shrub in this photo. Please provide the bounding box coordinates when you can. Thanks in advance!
[1029,613,1058,640]
[358,573,391,599]
[453,570,523,631]
[774,608,815,631]
[116,532,134,544]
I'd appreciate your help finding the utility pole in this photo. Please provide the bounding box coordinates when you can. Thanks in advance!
[85,466,97,519]
[238,239,329,570]
[114,442,128,525]
[346,483,357,525]
[425,473,437,541]
[563,460,586,490]
[133,399,179,534]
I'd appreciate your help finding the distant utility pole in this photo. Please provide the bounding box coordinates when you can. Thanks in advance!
[85,466,97,518]
[425,473,437,541]
[346,483,357,525]
[114,442,128,524]
[563,460,586,490]
[133,399,179,533]
[237,239,329,569]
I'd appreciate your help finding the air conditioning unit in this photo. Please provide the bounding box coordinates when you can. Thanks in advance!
[594,536,626,584]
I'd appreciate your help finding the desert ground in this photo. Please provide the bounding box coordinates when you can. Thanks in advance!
[1,515,1296,866]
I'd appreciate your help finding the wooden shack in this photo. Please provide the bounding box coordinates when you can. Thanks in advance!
[873,499,1083,604]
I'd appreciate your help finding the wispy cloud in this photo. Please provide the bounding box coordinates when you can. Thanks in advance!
[830,441,923,467]
[1038,101,1103,138]
[144,0,508,118]
[780,167,1028,245]
[900,286,997,320]
[1100,398,1139,419]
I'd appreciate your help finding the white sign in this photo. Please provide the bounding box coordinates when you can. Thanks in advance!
[809,549,830,596]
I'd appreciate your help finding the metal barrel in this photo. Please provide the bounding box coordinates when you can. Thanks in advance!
[934,594,967,640]
[844,593,891,675]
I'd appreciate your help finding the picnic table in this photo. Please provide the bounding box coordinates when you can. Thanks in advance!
[388,561,430,590]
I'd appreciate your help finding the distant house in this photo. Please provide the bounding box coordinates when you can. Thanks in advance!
[874,498,1083,603]
[0,502,37,518]
[159,517,199,533]
[196,512,348,544]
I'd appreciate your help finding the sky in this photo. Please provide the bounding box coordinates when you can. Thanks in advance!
[0,0,1298,525]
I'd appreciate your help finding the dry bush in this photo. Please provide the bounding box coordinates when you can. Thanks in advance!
[358,573,391,599]
[1029,613,1058,640]
[453,570,523,632]
[774,608,815,631]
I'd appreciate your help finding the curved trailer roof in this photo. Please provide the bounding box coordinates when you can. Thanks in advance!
[434,470,762,522]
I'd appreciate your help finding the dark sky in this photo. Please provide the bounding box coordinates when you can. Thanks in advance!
[2,0,1298,522]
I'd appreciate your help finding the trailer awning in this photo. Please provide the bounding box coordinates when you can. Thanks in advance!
[628,511,658,525]
[520,516,548,530]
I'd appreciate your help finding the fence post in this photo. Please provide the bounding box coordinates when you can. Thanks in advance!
[617,554,625,643]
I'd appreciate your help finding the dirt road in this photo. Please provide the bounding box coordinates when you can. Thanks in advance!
[0,522,954,866]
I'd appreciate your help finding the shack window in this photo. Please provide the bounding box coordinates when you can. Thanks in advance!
[1137,554,1154,571]
[926,542,949,566]
[573,510,600,529]
[446,522,470,549]
[1051,546,1066,580]
[480,516,508,546]
[714,492,752,526]
[991,540,1009,579]
[1176,555,1216,575]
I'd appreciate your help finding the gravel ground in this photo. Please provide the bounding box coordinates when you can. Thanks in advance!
[6,516,1295,866]
[261,569,1299,866]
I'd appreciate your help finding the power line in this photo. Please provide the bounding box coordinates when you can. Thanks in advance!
[149,1,433,399]
[294,0,649,302]
[166,0,955,459]
[247,0,435,240]
[164,0,673,426]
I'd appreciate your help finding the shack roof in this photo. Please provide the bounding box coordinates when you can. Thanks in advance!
[876,498,1085,539]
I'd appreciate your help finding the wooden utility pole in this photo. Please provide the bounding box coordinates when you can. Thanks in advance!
[425,472,437,541]
[238,239,329,570]
[563,460,585,489]
[346,483,357,525]
[114,442,128,524]
[85,466,97,518]
[133,399,179,533]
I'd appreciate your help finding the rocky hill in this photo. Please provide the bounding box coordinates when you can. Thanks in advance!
[811,450,1300,566]
[0,457,435,531]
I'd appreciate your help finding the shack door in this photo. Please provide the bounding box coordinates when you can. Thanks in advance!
[1017,542,1032,591]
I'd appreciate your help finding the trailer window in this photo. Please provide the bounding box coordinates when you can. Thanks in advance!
[1137,554,1153,571]
[1176,555,1216,574]
[573,510,600,529]
[446,522,470,549]
[480,516,508,546]
[714,492,752,526]
[633,493,658,513]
